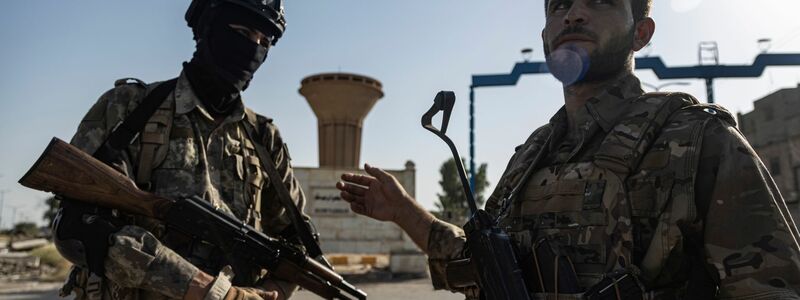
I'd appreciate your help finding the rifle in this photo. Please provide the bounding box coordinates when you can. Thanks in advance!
[19,138,366,300]
[421,92,530,300]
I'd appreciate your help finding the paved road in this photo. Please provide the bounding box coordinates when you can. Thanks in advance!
[0,278,464,300]
[293,278,463,300]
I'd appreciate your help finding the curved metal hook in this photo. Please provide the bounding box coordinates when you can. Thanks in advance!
[421,91,455,135]
[420,91,478,214]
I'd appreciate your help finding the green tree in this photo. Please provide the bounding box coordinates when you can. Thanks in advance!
[43,196,60,226]
[13,222,39,237]
[434,158,489,224]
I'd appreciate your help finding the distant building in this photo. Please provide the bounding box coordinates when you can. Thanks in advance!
[738,84,800,203]
[295,73,426,274]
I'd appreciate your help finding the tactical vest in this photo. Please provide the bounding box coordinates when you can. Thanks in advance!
[496,92,735,299]
[115,78,268,231]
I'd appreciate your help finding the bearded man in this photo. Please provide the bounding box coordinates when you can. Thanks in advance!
[336,0,800,298]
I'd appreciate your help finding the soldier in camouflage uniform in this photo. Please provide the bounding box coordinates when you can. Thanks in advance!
[336,0,800,299]
[54,1,309,299]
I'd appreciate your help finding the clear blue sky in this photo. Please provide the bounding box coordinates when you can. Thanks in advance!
[1,0,799,228]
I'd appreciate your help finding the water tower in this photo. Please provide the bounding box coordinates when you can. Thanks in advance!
[299,73,384,168]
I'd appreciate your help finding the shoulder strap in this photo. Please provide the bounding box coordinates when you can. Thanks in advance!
[94,78,178,164]
[135,95,175,189]
[240,113,330,267]
[593,92,698,175]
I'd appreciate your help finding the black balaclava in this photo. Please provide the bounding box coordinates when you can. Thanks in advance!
[185,4,275,117]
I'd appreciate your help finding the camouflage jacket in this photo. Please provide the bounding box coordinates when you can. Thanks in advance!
[427,74,800,299]
[64,72,308,299]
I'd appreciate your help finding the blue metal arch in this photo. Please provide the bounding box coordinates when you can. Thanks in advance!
[471,53,800,87]
[466,53,800,191]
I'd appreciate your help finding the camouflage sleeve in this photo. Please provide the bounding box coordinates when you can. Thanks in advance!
[700,119,800,298]
[69,85,145,175]
[67,84,200,298]
[105,226,199,299]
[427,220,470,289]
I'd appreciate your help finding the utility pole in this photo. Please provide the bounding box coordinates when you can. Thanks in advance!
[468,51,800,184]
[10,206,18,229]
[0,189,7,230]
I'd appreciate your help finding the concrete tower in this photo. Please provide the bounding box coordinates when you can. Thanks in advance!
[299,73,384,168]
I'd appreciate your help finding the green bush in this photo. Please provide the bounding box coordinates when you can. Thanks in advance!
[29,243,71,281]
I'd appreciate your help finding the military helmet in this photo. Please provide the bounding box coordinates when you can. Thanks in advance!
[186,0,286,45]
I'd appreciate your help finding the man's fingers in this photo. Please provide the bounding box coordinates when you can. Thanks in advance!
[339,190,363,204]
[234,287,279,300]
[341,172,377,186]
[257,290,278,300]
[336,181,368,197]
[364,163,393,183]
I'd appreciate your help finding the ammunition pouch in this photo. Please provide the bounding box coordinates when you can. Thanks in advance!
[442,239,646,300]
[54,198,122,276]
[527,238,644,300]
[529,237,581,294]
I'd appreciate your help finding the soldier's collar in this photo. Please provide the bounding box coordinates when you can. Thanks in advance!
[584,74,645,132]
[174,72,246,123]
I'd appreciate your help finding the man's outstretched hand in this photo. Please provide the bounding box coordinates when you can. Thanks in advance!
[336,163,413,223]
[336,163,436,251]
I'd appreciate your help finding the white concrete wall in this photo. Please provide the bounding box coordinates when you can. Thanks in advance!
[294,162,419,254]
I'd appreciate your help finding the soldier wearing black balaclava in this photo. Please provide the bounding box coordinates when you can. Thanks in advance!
[54,1,314,300]
[184,3,277,117]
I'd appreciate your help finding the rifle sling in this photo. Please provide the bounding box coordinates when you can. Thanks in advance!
[241,122,326,261]
[94,79,178,163]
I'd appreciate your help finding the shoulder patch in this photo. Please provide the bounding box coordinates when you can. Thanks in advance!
[114,77,147,88]
[680,103,736,127]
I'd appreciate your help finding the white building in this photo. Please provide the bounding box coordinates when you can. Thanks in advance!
[296,73,426,274]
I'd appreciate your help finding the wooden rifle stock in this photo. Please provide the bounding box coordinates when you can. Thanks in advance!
[19,138,173,218]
